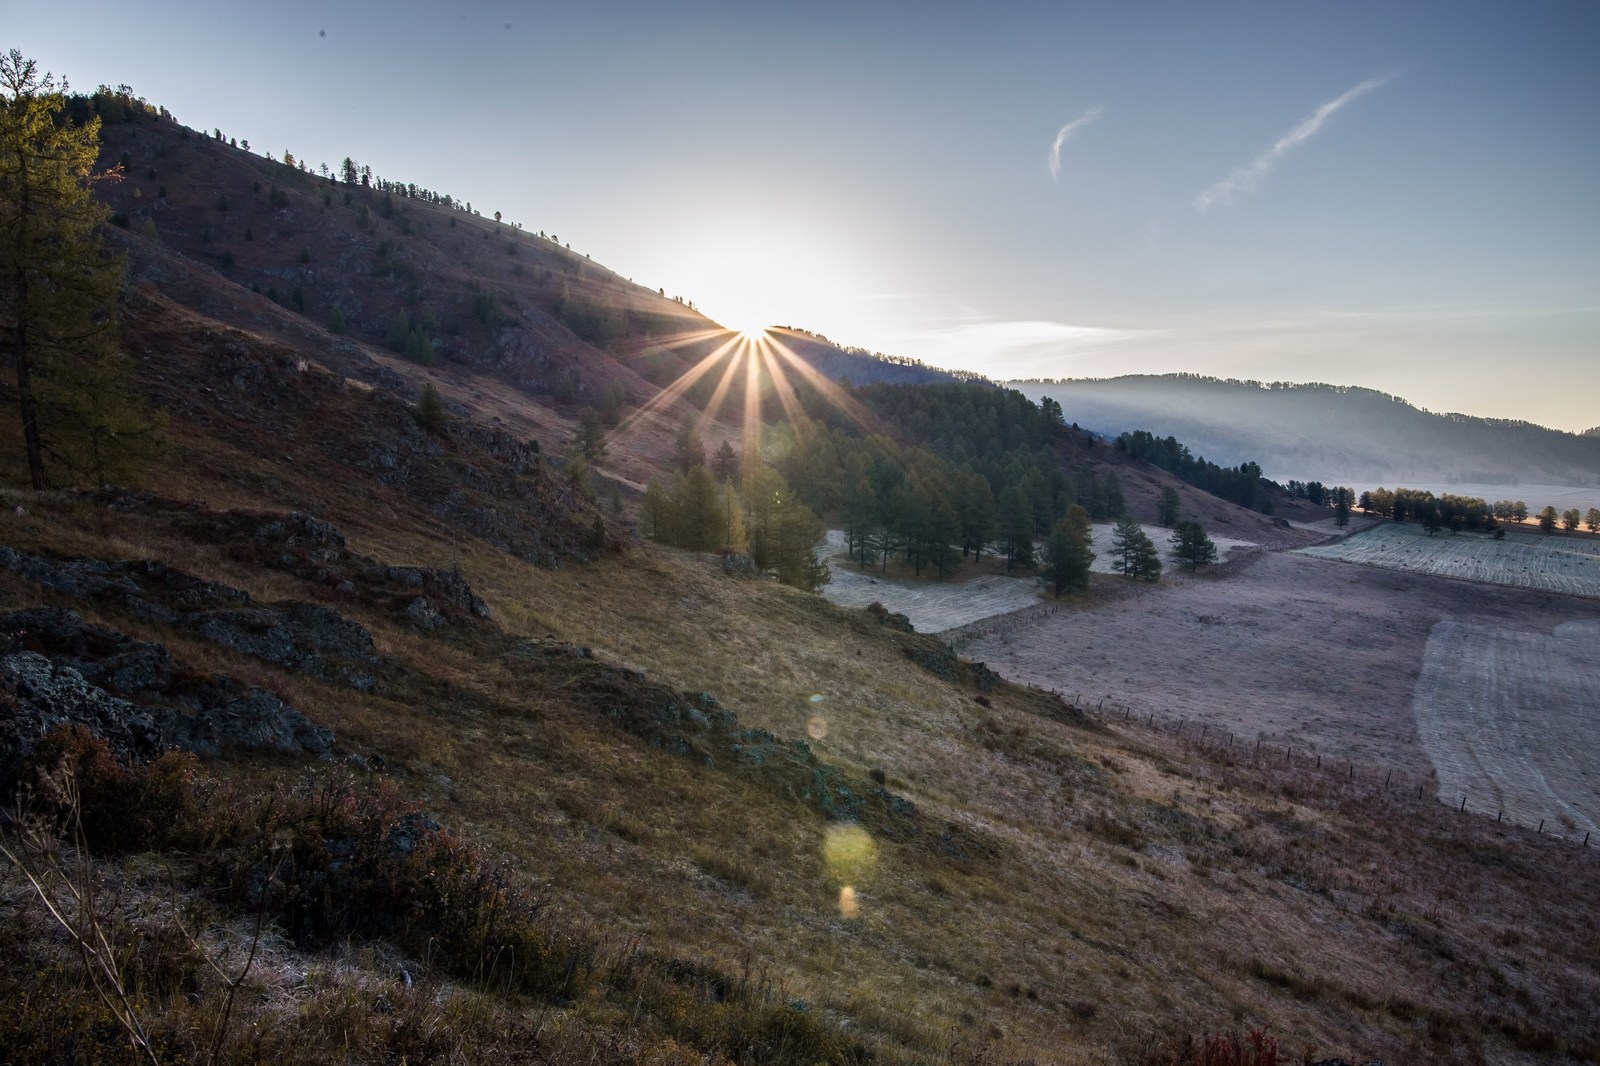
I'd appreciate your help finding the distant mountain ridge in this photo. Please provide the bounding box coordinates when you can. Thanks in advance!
[1007,374,1600,487]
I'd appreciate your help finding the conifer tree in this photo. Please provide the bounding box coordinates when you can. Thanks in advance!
[1,51,163,488]
[1170,519,1218,571]
[573,406,607,460]
[1110,517,1161,581]
[1156,486,1181,527]
[1043,504,1095,596]
[413,382,447,435]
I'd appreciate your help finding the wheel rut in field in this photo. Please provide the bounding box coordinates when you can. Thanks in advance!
[1412,618,1600,836]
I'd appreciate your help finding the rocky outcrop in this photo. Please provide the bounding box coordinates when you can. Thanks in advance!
[0,650,166,771]
[0,545,379,689]
[93,492,493,631]
[0,608,332,772]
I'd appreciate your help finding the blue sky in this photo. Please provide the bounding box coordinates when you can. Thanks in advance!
[13,1,1599,430]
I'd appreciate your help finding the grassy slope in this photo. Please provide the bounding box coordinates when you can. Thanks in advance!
[0,111,1595,1066]
[3,303,1597,1064]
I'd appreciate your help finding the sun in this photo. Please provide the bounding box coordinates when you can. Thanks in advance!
[708,306,772,341]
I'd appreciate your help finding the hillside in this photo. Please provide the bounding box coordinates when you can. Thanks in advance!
[2,87,1598,1066]
[86,98,968,485]
[1009,375,1600,487]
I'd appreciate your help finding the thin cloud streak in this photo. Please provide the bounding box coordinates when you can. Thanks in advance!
[1047,106,1104,182]
[1194,74,1394,212]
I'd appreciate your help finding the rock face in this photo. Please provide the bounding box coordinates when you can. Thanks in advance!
[0,608,333,774]
[0,545,380,689]
[0,650,166,770]
[93,492,494,632]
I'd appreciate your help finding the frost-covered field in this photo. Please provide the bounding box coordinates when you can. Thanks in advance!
[1412,619,1600,836]
[819,532,1041,633]
[1296,522,1600,598]
[1085,522,1258,574]
[818,523,1264,633]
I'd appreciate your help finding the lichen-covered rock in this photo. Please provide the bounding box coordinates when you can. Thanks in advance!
[0,608,333,764]
[0,548,380,689]
[0,651,166,771]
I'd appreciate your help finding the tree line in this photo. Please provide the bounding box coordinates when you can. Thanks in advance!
[635,378,1223,593]
[1358,487,1600,536]
[1114,429,1268,512]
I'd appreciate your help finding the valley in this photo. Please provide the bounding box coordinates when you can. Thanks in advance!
[850,532,1600,842]
[2,73,1598,1066]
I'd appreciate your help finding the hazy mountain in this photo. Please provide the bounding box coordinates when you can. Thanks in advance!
[1009,374,1600,486]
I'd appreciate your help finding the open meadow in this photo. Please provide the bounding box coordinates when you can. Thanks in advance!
[820,524,1263,633]
[936,548,1599,840]
[1297,521,1600,598]
[1413,618,1600,835]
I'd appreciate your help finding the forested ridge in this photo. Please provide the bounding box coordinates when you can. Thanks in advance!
[1011,374,1600,485]
[1113,429,1268,512]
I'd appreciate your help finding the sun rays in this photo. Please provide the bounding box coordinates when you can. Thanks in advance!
[609,324,878,462]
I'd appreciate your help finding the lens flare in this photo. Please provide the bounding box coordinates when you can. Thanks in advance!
[823,823,878,887]
[807,715,828,740]
[838,885,860,919]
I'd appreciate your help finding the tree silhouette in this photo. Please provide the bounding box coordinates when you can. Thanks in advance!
[1043,505,1095,596]
[1156,487,1181,526]
[1,52,164,487]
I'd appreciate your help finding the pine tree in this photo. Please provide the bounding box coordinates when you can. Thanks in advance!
[1170,520,1218,571]
[675,415,705,472]
[1,51,163,488]
[1043,504,1095,596]
[1110,517,1161,581]
[1156,486,1181,527]
[413,382,447,434]
[573,406,607,461]
[710,439,740,482]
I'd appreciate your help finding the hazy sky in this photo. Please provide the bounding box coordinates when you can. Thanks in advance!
[13,1,1599,430]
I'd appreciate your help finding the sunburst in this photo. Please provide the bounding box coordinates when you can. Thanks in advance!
[609,321,878,469]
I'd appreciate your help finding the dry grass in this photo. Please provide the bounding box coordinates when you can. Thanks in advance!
[4,450,1598,1063]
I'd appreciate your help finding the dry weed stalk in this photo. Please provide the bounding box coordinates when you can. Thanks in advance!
[1,771,161,1066]
[1,768,278,1066]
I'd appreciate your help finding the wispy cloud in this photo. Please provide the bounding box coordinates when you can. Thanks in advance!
[1194,74,1394,212]
[908,317,1162,377]
[1047,106,1104,182]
